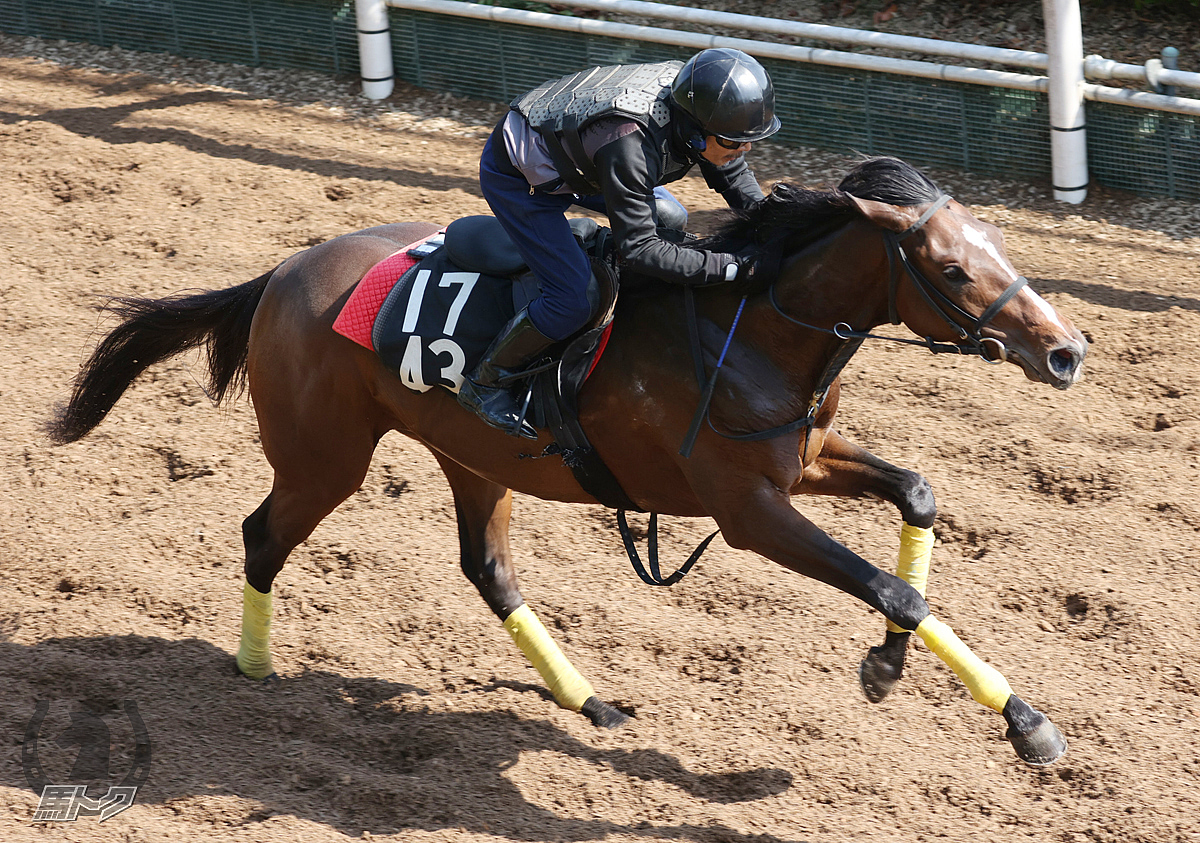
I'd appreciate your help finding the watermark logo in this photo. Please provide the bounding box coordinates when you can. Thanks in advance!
[22,700,152,822]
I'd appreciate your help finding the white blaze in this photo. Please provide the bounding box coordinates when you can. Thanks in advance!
[1022,287,1071,333]
[961,223,1019,281]
[961,223,1070,333]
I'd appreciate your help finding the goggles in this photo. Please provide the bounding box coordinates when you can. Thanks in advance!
[712,136,751,150]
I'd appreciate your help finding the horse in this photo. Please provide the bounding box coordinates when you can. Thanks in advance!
[48,156,1086,766]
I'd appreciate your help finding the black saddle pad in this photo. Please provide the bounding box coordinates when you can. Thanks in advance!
[372,247,517,394]
[369,225,636,511]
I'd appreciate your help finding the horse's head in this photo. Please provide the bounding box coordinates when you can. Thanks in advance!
[847,192,1087,390]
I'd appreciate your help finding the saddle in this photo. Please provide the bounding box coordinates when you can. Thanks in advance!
[333,215,640,512]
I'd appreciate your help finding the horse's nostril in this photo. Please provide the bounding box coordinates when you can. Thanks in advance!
[1049,346,1077,377]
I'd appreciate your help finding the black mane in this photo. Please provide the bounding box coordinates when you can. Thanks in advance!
[619,157,943,296]
[701,156,944,253]
[688,156,943,295]
[836,155,943,206]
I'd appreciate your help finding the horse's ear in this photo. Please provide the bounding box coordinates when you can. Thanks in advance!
[846,195,923,233]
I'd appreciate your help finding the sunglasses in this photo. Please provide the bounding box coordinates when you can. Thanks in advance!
[713,136,750,150]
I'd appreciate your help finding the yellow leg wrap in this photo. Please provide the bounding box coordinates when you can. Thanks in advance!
[236,580,275,679]
[916,616,1012,712]
[887,523,935,633]
[503,604,595,712]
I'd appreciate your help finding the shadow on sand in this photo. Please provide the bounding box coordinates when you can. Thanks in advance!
[1,634,802,842]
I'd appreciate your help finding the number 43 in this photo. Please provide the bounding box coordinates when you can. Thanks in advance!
[398,270,479,393]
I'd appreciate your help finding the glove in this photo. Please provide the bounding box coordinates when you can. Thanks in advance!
[735,252,761,285]
[723,247,763,292]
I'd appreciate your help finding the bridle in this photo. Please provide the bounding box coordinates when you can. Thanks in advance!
[880,194,1028,363]
[680,193,1030,458]
[632,194,1032,588]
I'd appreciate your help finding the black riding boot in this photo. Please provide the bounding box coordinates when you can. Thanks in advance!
[457,307,555,440]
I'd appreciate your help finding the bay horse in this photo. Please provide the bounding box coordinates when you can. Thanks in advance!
[49,157,1086,766]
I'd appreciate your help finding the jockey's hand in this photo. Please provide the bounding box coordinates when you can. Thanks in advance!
[730,248,763,291]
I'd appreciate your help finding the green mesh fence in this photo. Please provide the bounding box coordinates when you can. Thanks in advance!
[389,10,1053,182]
[0,0,1195,201]
[1088,103,1200,202]
[0,0,359,74]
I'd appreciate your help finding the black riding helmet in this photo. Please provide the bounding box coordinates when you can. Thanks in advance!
[670,48,782,145]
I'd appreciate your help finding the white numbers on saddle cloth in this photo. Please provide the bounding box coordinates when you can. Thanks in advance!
[396,269,479,393]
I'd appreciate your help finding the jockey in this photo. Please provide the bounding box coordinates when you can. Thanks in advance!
[457,48,782,439]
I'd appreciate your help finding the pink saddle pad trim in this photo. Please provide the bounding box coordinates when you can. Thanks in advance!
[332,231,442,350]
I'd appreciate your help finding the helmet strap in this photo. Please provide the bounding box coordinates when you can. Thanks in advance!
[669,106,708,161]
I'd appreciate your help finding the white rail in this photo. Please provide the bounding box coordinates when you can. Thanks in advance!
[1086,54,1199,91]
[355,0,1200,204]
[485,0,1200,92]
[526,0,1050,71]
[356,0,393,99]
[382,0,1048,92]
[1044,0,1087,203]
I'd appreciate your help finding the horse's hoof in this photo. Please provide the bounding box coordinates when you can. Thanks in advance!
[858,647,903,703]
[1007,717,1068,766]
[581,696,630,729]
[1003,695,1067,765]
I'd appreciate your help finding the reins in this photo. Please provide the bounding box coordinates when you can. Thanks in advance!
[628,194,1029,587]
[679,194,1030,459]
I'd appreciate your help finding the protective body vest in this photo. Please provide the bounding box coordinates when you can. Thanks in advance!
[511,61,688,195]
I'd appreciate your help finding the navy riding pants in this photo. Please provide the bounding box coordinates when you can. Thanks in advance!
[479,129,685,341]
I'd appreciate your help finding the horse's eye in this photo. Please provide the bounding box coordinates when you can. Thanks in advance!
[943,265,967,283]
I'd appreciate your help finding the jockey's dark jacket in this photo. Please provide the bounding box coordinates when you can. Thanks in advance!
[583,116,764,286]
[504,59,768,286]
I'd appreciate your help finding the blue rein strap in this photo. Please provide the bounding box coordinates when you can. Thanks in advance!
[679,293,748,458]
[679,193,1030,462]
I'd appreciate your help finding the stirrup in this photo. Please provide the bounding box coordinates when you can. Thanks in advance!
[458,378,538,440]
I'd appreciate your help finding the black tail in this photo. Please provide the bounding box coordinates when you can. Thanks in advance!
[47,269,275,445]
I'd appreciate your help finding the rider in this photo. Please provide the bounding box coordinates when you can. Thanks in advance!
[457,48,782,438]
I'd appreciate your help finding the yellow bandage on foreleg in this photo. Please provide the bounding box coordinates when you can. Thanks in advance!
[236,580,275,679]
[887,523,935,633]
[503,604,595,712]
[916,616,1012,712]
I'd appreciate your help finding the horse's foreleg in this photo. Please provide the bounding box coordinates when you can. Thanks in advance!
[710,482,1065,765]
[799,429,936,702]
[435,455,628,728]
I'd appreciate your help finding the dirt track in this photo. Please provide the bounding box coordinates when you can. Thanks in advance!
[2,48,1200,843]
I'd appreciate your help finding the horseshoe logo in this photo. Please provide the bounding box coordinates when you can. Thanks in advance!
[22,700,152,795]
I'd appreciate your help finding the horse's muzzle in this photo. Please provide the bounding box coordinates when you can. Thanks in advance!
[1043,335,1087,389]
[1008,332,1086,390]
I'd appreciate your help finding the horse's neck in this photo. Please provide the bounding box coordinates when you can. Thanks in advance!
[774,220,892,333]
[712,220,891,412]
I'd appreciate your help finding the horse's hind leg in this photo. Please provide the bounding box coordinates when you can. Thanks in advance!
[434,454,628,728]
[799,429,937,703]
[236,412,378,679]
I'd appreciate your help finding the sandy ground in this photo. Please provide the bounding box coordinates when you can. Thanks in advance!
[1,46,1200,843]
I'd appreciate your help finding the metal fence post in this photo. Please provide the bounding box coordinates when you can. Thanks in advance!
[1042,0,1088,203]
[357,0,394,99]
[1160,46,1179,97]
